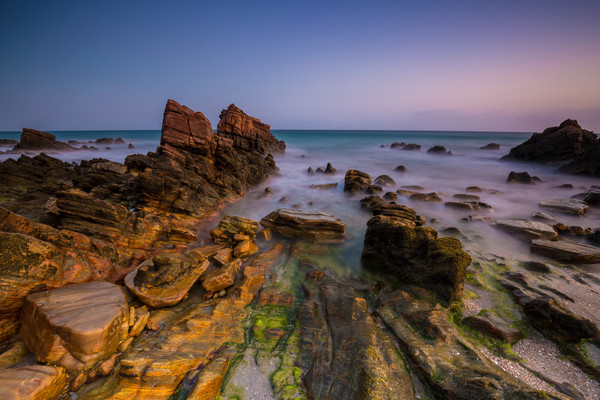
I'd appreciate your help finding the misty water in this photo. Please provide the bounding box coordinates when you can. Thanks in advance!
[3,128,600,270]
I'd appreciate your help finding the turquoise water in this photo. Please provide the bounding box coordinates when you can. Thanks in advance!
[3,128,599,269]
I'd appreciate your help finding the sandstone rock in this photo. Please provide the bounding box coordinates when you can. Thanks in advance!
[445,201,492,211]
[480,143,500,150]
[401,185,427,191]
[410,192,442,202]
[383,191,397,202]
[365,184,382,194]
[217,215,260,237]
[233,240,258,258]
[125,249,211,308]
[466,186,483,192]
[14,128,76,151]
[495,219,558,240]
[373,174,396,187]
[299,270,417,399]
[343,169,371,193]
[89,161,128,175]
[361,196,419,220]
[213,247,233,266]
[187,357,230,400]
[539,198,589,215]
[507,171,537,184]
[260,208,346,243]
[362,212,471,304]
[531,211,556,222]
[453,193,480,201]
[463,310,523,343]
[309,183,338,190]
[258,286,295,306]
[202,258,242,292]
[20,281,129,371]
[217,104,285,154]
[531,239,600,263]
[0,365,67,400]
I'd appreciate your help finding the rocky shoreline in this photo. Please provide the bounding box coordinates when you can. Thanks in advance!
[1,113,600,399]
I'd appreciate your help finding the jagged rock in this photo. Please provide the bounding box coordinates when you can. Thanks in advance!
[343,169,371,193]
[13,128,76,151]
[427,145,451,155]
[0,365,68,400]
[307,166,315,175]
[410,192,442,202]
[260,208,345,243]
[128,143,134,149]
[0,138,18,146]
[187,357,230,400]
[361,211,471,304]
[495,219,558,240]
[20,281,129,372]
[539,198,589,215]
[480,143,500,150]
[125,248,212,308]
[217,215,259,239]
[213,247,233,266]
[309,183,338,190]
[217,104,285,154]
[402,143,421,151]
[507,171,538,184]
[390,141,406,148]
[233,240,258,258]
[503,119,600,176]
[531,239,600,263]
[298,270,417,399]
[373,174,396,187]
[324,162,336,173]
[89,161,128,175]
[463,310,523,343]
[202,258,243,292]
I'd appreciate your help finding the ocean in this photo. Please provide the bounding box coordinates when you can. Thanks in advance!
[2,128,599,273]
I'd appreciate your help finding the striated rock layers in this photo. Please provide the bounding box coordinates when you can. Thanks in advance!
[503,119,600,176]
[13,128,76,151]
[122,99,283,246]
[361,198,471,304]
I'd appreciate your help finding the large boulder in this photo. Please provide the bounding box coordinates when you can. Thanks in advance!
[503,119,600,176]
[361,211,471,304]
[20,281,129,372]
[260,208,346,243]
[0,365,68,400]
[13,128,76,151]
[495,219,558,240]
[343,169,371,193]
[125,249,211,308]
[217,104,285,154]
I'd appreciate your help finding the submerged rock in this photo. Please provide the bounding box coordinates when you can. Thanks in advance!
[402,143,421,151]
[480,143,500,150]
[309,182,338,190]
[539,198,589,215]
[20,281,129,372]
[260,208,345,243]
[324,162,336,174]
[409,192,442,202]
[343,169,371,193]
[373,174,396,187]
[427,145,451,155]
[507,171,538,184]
[394,165,407,172]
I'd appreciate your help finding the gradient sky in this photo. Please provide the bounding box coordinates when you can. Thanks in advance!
[1,0,599,132]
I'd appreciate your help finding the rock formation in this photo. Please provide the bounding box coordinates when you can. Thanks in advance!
[260,208,346,243]
[503,119,600,176]
[13,128,76,151]
[343,169,371,193]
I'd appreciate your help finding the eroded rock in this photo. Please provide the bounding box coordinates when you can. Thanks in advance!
[260,208,346,243]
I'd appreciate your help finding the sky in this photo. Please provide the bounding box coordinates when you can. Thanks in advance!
[1,0,599,132]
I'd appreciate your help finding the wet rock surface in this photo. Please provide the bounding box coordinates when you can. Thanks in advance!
[0,365,68,400]
[531,239,600,263]
[343,169,371,192]
[539,198,589,215]
[260,208,346,243]
[495,219,558,240]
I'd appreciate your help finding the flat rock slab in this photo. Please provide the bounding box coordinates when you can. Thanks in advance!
[531,239,600,263]
[20,281,129,371]
[0,365,67,400]
[260,208,345,243]
[539,198,589,215]
[495,219,558,240]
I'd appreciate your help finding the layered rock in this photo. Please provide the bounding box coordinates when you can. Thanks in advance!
[0,365,68,400]
[343,169,371,193]
[13,128,76,151]
[125,248,212,308]
[20,281,129,371]
[503,119,600,176]
[531,239,600,263]
[260,208,346,243]
[539,198,589,215]
[361,205,471,304]
[495,219,558,240]
[217,104,285,154]
[298,269,417,399]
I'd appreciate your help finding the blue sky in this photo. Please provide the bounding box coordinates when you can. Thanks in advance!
[1,0,599,131]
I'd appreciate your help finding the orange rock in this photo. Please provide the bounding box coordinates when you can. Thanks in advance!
[201,259,242,292]
[233,240,258,258]
[0,365,67,400]
[187,357,230,400]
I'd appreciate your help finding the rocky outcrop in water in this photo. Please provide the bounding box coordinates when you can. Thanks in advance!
[260,208,346,243]
[13,128,76,151]
[343,169,371,193]
[503,119,600,176]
